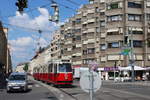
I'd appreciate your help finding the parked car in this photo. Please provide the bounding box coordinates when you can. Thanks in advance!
[6,72,28,92]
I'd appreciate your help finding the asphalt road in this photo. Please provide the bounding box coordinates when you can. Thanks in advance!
[1,77,150,100]
[0,80,58,100]
[102,81,150,97]
[58,80,150,100]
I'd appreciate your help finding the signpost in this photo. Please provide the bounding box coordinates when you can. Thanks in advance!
[80,61,101,100]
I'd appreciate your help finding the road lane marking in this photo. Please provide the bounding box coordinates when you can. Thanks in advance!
[35,84,40,87]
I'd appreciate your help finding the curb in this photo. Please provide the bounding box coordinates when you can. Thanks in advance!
[29,76,76,100]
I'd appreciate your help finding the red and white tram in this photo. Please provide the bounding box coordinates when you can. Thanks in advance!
[33,61,73,85]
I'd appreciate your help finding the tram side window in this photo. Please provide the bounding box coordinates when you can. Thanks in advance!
[59,64,72,72]
[66,64,72,72]
[54,64,57,73]
[48,64,53,72]
[59,64,66,72]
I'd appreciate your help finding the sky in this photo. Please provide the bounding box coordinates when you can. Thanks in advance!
[0,0,88,69]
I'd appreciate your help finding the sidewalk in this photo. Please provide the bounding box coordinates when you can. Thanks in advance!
[0,72,6,90]
[29,76,76,100]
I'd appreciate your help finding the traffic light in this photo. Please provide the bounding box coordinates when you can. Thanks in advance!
[15,0,28,14]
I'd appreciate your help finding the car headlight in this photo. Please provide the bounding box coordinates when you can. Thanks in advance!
[20,82,26,86]
[8,83,16,86]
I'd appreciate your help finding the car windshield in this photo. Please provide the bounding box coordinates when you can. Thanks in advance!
[59,63,72,72]
[9,75,25,81]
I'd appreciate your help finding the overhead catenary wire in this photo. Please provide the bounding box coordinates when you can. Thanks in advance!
[2,22,53,33]
[64,0,80,6]
[1,0,77,19]
[0,3,51,19]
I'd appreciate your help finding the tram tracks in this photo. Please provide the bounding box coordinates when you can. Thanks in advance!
[57,87,79,100]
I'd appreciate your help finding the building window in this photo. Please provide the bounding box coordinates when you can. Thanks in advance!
[76,18,81,24]
[128,2,142,8]
[128,30,143,34]
[72,56,76,58]
[107,32,119,35]
[95,7,99,13]
[83,59,95,64]
[107,3,118,9]
[61,30,64,34]
[74,29,81,33]
[107,2,122,10]
[147,2,150,8]
[72,45,76,49]
[100,12,105,15]
[107,15,122,22]
[87,48,95,54]
[148,40,150,47]
[76,36,81,40]
[100,44,106,50]
[61,50,63,54]
[72,21,75,25]
[83,50,87,55]
[100,21,105,27]
[128,14,142,21]
[147,14,150,21]
[133,40,143,47]
[108,42,119,48]
[96,27,100,33]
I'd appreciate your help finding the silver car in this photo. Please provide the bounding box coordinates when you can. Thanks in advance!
[6,72,28,92]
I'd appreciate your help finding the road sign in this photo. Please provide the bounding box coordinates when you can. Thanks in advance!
[80,71,101,93]
[120,48,131,55]
[88,61,99,71]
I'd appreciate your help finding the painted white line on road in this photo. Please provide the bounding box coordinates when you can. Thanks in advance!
[60,94,64,98]
[35,84,40,87]
[28,85,32,88]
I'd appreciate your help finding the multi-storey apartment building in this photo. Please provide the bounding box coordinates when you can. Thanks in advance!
[57,0,150,79]
[50,30,61,61]
[103,0,150,68]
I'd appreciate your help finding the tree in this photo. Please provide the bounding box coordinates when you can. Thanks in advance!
[23,63,28,72]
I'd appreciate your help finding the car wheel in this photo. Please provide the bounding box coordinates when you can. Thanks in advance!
[6,89,10,93]
[6,87,10,93]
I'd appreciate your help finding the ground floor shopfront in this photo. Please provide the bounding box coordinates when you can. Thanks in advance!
[101,66,150,81]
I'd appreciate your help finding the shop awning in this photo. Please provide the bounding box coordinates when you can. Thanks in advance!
[119,66,146,71]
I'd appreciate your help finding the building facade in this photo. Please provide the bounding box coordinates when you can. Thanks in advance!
[58,0,150,68]
[0,21,12,75]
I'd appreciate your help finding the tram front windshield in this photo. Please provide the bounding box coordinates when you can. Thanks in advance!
[59,63,72,72]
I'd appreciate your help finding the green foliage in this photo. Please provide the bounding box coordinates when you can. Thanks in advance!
[23,63,28,72]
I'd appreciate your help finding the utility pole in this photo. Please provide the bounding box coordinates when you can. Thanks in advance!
[129,27,135,82]
[114,61,117,81]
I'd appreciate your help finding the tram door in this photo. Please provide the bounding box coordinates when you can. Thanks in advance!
[48,64,53,82]
[54,64,58,83]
